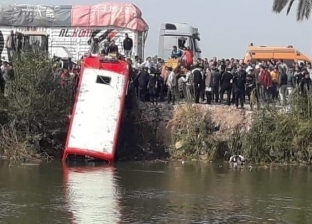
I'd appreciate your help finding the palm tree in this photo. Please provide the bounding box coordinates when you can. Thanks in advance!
[272,0,312,21]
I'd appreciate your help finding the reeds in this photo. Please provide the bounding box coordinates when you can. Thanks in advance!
[234,89,312,164]
[167,89,312,164]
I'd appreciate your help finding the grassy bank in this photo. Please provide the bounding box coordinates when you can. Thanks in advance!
[167,91,312,164]
[238,90,312,164]
[0,52,73,162]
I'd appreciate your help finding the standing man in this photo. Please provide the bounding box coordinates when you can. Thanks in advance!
[6,30,15,61]
[123,33,133,57]
[233,68,246,109]
[192,65,203,103]
[166,66,177,104]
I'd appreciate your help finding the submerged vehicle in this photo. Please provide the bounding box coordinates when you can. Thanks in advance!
[244,44,311,65]
[62,54,131,162]
[158,23,202,60]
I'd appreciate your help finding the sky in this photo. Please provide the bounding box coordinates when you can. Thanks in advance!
[10,0,312,59]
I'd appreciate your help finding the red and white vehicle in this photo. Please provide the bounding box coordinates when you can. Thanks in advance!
[62,54,130,162]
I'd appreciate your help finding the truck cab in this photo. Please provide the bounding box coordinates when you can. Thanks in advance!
[18,30,49,53]
[158,23,201,60]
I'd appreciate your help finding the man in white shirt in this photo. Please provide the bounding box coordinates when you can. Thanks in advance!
[166,66,176,104]
[141,56,154,69]
[180,65,194,101]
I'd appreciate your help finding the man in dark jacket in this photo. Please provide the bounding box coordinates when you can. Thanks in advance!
[232,66,246,104]
[246,69,256,102]
[211,66,221,103]
[192,65,203,103]
[200,66,206,102]
[300,71,312,95]
[220,67,233,105]
[294,67,303,86]
[136,67,150,101]
[123,33,133,57]
[148,67,159,105]
[233,69,246,109]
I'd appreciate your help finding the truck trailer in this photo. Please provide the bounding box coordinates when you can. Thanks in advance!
[0,3,202,62]
[0,3,148,61]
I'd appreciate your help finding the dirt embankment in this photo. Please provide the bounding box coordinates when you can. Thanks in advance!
[122,102,254,161]
[201,105,253,139]
[145,103,253,140]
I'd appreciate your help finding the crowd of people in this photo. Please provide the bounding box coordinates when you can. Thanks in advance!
[3,29,312,111]
[130,47,312,108]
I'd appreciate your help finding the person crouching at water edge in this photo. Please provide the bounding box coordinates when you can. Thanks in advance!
[229,155,245,168]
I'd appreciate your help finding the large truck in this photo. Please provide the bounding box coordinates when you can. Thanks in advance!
[158,23,202,60]
[0,3,201,62]
[0,3,148,61]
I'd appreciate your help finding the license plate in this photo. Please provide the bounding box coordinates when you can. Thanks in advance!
[205,87,212,91]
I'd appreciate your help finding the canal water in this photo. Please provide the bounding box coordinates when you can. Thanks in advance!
[0,161,311,224]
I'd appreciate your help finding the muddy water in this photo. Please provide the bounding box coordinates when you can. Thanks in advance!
[0,161,312,224]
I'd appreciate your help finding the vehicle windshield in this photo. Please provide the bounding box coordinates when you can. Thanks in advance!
[24,35,48,51]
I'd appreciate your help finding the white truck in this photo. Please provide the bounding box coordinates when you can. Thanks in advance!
[0,26,146,62]
[0,3,148,62]
[0,4,201,62]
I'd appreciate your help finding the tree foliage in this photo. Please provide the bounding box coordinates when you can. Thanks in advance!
[273,0,312,21]
[0,51,74,160]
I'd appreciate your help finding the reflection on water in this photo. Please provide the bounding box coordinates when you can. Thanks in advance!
[63,164,121,224]
[1,161,312,223]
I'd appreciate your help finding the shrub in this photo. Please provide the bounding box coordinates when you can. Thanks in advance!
[167,89,312,164]
[168,103,218,160]
[0,51,73,161]
[233,89,312,164]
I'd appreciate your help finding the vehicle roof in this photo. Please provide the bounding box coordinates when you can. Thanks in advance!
[19,31,48,36]
[245,45,310,62]
[82,55,129,76]
[160,23,199,35]
[247,45,298,52]
[161,22,195,28]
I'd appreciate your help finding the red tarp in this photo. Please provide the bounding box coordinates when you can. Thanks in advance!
[71,2,148,32]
